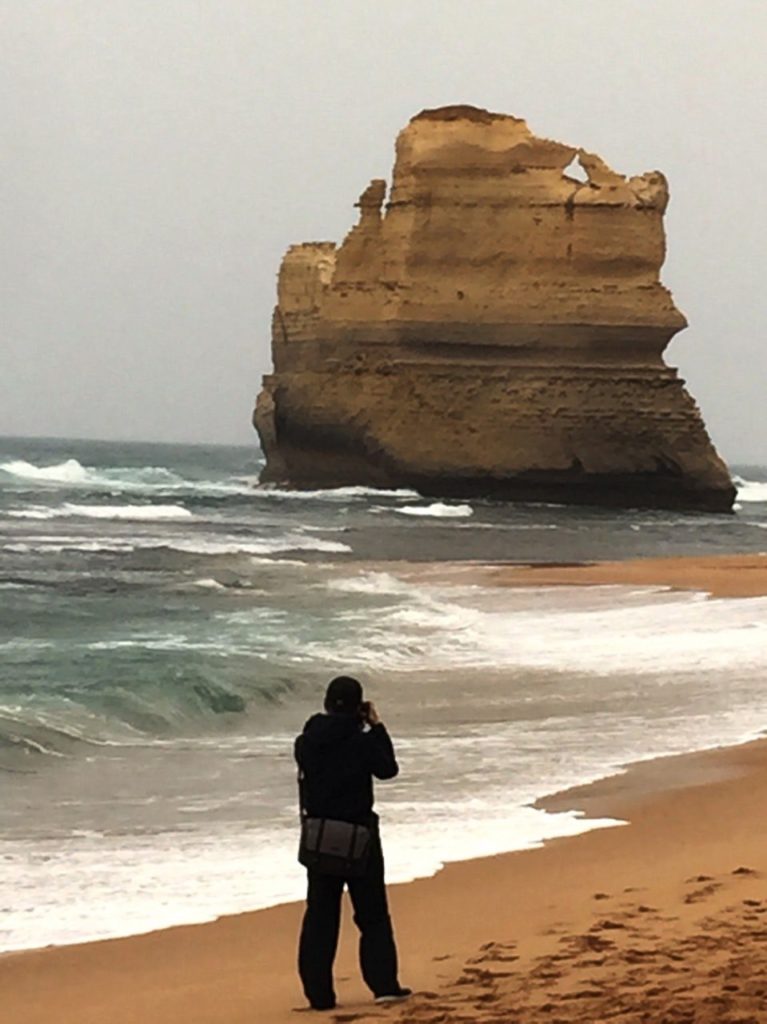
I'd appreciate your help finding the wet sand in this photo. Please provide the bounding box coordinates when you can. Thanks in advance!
[4,553,767,1024]
[461,552,767,598]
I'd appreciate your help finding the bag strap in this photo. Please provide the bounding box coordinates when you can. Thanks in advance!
[297,765,308,822]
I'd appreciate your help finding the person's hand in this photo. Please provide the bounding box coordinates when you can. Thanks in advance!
[366,701,381,726]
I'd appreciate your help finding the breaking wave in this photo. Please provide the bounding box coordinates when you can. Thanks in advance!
[301,577,767,676]
[158,536,351,556]
[0,458,424,505]
[395,502,473,518]
[0,458,254,497]
[1,458,91,484]
[735,477,767,503]
[254,485,419,501]
[2,534,351,556]
[8,503,193,522]
[0,670,263,761]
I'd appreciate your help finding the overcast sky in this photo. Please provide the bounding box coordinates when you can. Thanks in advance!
[2,0,765,462]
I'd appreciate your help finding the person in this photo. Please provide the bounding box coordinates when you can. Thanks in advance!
[294,675,411,1011]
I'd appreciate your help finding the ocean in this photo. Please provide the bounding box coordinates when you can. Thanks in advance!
[2,436,767,953]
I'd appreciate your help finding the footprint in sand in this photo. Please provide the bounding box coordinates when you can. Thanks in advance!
[471,964,516,980]
[622,946,659,964]
[467,942,520,965]
[529,955,565,978]
[683,881,721,904]
[574,956,608,968]
[557,987,608,1000]
[566,933,617,953]
[538,952,573,964]
[589,918,628,931]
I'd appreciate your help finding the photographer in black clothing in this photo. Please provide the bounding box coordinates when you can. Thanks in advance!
[295,676,410,1011]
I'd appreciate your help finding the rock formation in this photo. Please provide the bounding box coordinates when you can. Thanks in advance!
[254,105,734,511]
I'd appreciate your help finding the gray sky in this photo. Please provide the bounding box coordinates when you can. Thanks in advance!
[2,0,765,462]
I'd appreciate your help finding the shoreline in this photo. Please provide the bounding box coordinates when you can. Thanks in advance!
[393,551,767,598]
[458,552,767,598]
[4,728,762,960]
[6,734,767,1022]
[5,551,767,1022]
[2,733,761,958]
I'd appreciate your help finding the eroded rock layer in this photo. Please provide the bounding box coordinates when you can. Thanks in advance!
[254,105,734,511]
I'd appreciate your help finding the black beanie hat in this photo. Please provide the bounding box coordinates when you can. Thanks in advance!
[324,676,363,714]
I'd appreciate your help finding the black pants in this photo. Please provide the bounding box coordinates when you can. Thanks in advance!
[298,832,399,1009]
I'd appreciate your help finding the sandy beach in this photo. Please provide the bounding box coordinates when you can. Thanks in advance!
[404,552,767,599]
[4,553,767,1024]
[476,552,767,599]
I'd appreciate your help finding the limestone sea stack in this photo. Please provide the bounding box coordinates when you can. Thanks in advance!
[254,105,735,511]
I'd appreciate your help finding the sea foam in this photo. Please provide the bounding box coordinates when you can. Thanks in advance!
[735,477,767,503]
[309,576,767,677]
[256,484,418,501]
[3,534,351,556]
[1,458,90,484]
[0,457,253,497]
[396,502,473,517]
[8,503,193,521]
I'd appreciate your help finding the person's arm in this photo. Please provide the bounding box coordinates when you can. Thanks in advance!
[364,706,399,779]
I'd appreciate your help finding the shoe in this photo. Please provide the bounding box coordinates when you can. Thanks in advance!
[295,997,335,1012]
[374,987,412,1004]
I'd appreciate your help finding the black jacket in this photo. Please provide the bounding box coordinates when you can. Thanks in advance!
[295,712,399,826]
